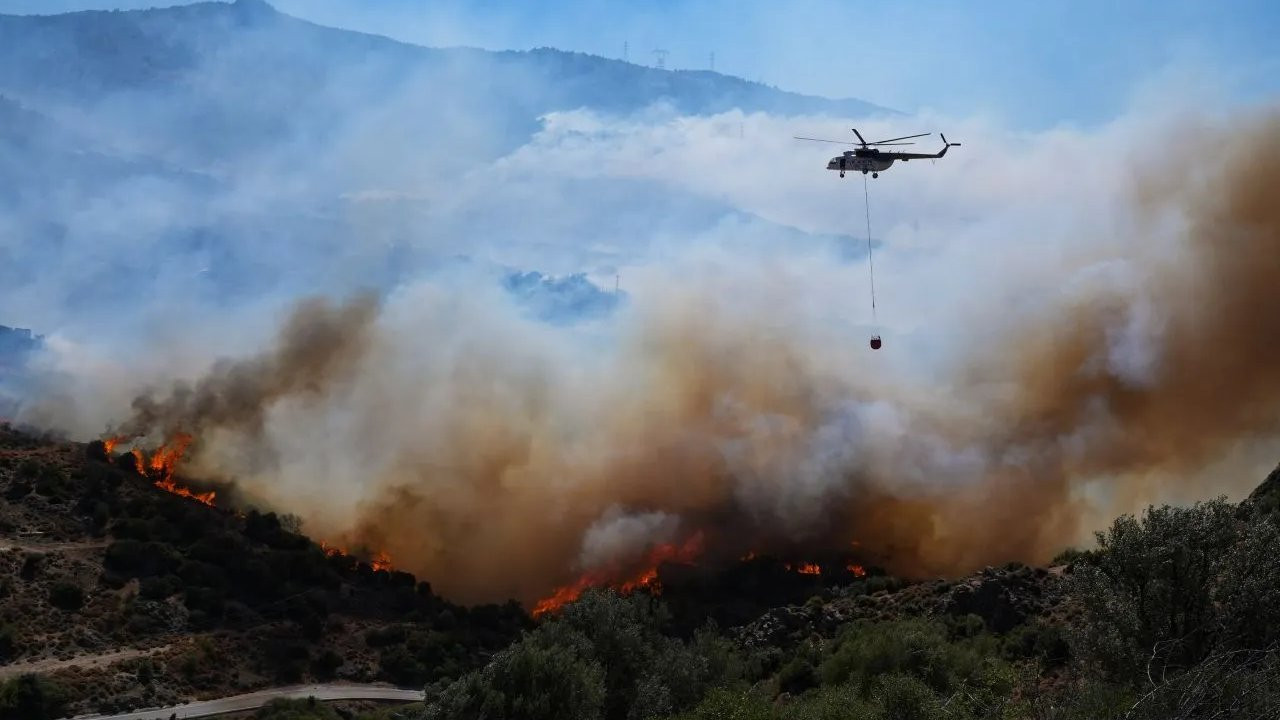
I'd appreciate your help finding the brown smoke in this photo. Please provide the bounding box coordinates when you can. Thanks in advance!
[112,107,1280,606]
[113,293,379,445]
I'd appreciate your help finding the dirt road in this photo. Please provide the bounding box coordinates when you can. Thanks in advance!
[0,644,172,680]
[71,683,426,720]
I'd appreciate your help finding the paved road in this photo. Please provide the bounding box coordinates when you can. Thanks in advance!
[71,683,426,720]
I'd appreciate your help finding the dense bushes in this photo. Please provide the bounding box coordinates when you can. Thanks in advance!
[1063,497,1280,718]
[422,594,1022,720]
[253,697,342,720]
[47,581,84,611]
[0,674,68,720]
[418,495,1280,720]
[424,590,728,720]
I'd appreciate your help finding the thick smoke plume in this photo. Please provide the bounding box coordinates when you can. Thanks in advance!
[93,107,1280,606]
[111,294,379,444]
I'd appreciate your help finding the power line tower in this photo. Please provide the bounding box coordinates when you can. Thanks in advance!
[652,49,669,69]
[623,41,628,62]
[710,51,715,71]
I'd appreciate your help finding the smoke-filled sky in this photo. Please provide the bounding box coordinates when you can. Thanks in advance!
[3,0,1279,127]
[3,0,1280,607]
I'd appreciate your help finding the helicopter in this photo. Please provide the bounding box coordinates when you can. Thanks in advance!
[794,128,960,178]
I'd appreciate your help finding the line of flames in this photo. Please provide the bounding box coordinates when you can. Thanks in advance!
[321,540,393,572]
[103,435,395,572]
[104,433,216,506]
[534,544,871,618]
[531,531,706,618]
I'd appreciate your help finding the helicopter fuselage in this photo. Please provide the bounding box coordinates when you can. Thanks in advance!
[827,151,894,177]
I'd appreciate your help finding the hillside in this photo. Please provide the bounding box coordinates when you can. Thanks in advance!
[0,0,893,170]
[3,421,1279,719]
[0,422,528,716]
[0,0,885,333]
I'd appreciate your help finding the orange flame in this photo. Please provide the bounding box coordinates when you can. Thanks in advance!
[104,433,215,507]
[532,531,704,618]
[740,550,756,562]
[147,433,192,480]
[144,433,215,506]
[320,540,393,571]
[785,562,822,575]
[847,563,866,578]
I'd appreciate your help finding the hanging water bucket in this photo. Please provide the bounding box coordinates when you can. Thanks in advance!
[870,335,882,350]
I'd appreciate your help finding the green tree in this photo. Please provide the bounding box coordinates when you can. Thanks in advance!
[1068,498,1280,680]
[0,673,68,720]
[425,630,605,720]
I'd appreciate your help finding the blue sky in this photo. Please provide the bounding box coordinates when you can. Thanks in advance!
[3,0,1278,128]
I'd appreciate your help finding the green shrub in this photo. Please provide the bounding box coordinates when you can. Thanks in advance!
[311,649,343,680]
[1051,547,1089,566]
[671,687,772,720]
[424,631,606,720]
[870,674,942,720]
[0,626,16,661]
[0,673,69,720]
[252,697,341,720]
[19,553,41,581]
[1003,621,1070,666]
[1067,498,1280,681]
[48,582,85,612]
[777,657,819,696]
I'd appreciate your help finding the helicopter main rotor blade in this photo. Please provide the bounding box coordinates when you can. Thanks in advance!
[867,132,931,144]
[867,142,915,146]
[793,136,859,145]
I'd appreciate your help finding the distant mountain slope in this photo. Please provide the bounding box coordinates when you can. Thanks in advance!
[0,0,892,119]
[0,0,884,339]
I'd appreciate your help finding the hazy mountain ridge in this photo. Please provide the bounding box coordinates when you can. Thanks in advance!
[0,0,893,121]
[0,0,882,342]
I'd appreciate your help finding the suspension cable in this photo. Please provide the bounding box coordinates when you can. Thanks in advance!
[863,174,877,323]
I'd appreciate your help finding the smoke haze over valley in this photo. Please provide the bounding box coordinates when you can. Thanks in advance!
[2,0,1279,609]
